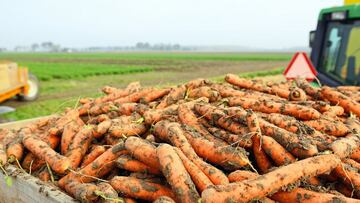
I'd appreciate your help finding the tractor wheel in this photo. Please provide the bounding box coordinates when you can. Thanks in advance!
[18,73,40,101]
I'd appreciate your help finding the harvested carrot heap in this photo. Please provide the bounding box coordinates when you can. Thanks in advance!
[1,74,360,203]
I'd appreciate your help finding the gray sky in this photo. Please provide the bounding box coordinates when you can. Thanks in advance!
[0,0,342,49]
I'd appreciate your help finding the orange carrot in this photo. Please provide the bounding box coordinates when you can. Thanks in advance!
[66,125,94,169]
[188,86,220,102]
[22,134,70,174]
[304,118,350,137]
[0,141,7,166]
[93,120,112,139]
[261,135,295,166]
[114,88,154,104]
[66,181,99,202]
[217,105,318,158]
[124,136,160,169]
[110,176,175,201]
[174,147,213,192]
[153,121,228,185]
[323,105,345,117]
[201,154,341,203]
[271,85,290,99]
[270,187,359,203]
[206,127,253,148]
[80,145,106,168]
[295,78,321,99]
[117,103,149,116]
[59,141,128,189]
[351,148,360,162]
[332,163,360,197]
[245,110,273,174]
[109,114,147,138]
[331,133,360,159]
[115,154,160,174]
[156,85,186,109]
[321,86,360,117]
[228,170,259,182]
[61,120,83,155]
[140,88,170,103]
[38,167,51,182]
[225,73,272,93]
[145,134,156,142]
[182,126,250,170]
[228,97,321,120]
[178,104,228,146]
[346,117,360,134]
[185,78,212,90]
[153,196,176,203]
[101,85,118,95]
[288,87,307,101]
[157,144,200,202]
[97,182,121,203]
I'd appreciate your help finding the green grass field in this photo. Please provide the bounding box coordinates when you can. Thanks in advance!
[0,52,291,121]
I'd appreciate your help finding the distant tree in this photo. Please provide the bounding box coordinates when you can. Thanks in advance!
[31,43,39,52]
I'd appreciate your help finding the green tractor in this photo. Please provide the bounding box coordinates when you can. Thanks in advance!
[310,0,360,86]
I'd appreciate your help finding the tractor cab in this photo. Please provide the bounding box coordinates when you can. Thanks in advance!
[310,1,360,86]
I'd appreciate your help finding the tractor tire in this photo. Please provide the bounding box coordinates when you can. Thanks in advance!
[18,73,40,101]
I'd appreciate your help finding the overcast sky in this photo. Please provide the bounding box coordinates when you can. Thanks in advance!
[0,0,342,49]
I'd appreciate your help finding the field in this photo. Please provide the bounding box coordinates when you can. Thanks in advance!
[0,52,291,120]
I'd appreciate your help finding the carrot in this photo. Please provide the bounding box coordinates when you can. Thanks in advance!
[178,104,228,146]
[245,110,273,173]
[109,176,175,201]
[80,145,106,168]
[351,148,360,162]
[114,88,154,104]
[156,85,187,109]
[321,86,360,117]
[54,109,80,134]
[96,182,120,203]
[140,88,170,103]
[124,81,141,93]
[212,83,284,101]
[228,170,259,182]
[61,120,83,155]
[225,73,272,93]
[194,104,249,135]
[93,120,112,138]
[115,154,160,174]
[201,154,341,203]
[153,121,229,185]
[0,142,7,166]
[102,85,118,95]
[304,118,350,137]
[332,163,360,197]
[117,103,149,116]
[153,196,176,203]
[331,133,360,159]
[295,78,321,99]
[337,86,360,92]
[270,187,359,203]
[59,141,128,188]
[206,127,253,148]
[109,114,147,138]
[323,105,345,117]
[188,86,220,102]
[343,159,360,171]
[145,134,156,142]
[66,181,99,203]
[222,106,319,158]
[157,144,200,203]
[2,130,23,163]
[261,136,295,166]
[271,85,290,99]
[66,125,94,169]
[183,126,249,169]
[22,134,70,174]
[185,78,212,90]
[174,147,213,192]
[346,117,360,134]
[288,87,307,101]
[124,136,160,169]
[38,167,51,182]
[228,97,321,120]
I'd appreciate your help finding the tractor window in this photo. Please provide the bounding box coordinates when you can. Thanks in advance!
[320,21,360,85]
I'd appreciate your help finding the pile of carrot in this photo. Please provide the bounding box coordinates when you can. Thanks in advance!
[1,74,360,203]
